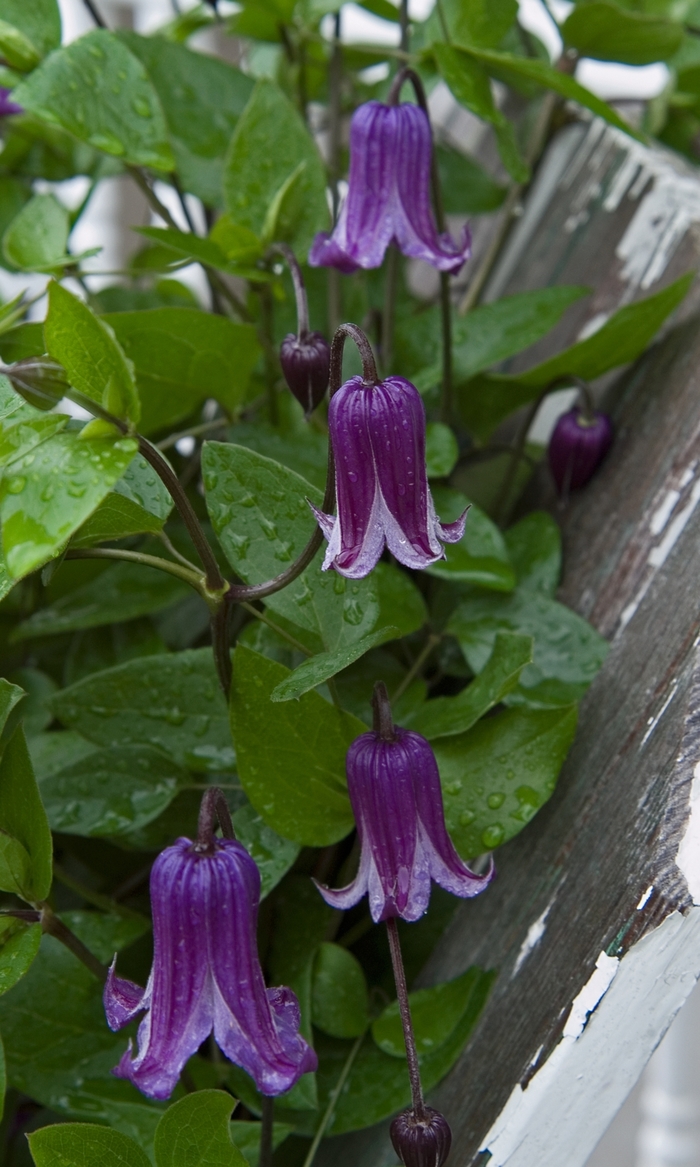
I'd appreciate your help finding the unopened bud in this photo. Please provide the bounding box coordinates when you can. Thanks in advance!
[390,1107,452,1167]
[279,330,330,416]
[3,357,69,411]
[548,406,612,495]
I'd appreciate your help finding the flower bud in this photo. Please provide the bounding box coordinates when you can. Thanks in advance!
[548,407,612,494]
[4,358,69,411]
[279,330,330,416]
[390,1107,452,1167]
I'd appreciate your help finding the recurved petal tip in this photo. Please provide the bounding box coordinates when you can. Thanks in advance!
[437,505,469,544]
[104,958,146,1031]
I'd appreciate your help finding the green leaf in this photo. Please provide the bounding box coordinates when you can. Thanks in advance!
[433,45,529,181]
[0,831,31,898]
[371,966,489,1058]
[505,511,561,596]
[223,80,329,258]
[118,31,254,205]
[0,0,61,64]
[105,309,260,436]
[229,1122,293,1167]
[39,743,186,838]
[459,274,693,439]
[373,560,428,638]
[0,401,69,472]
[230,645,357,845]
[7,667,56,735]
[425,487,515,590]
[429,0,518,48]
[203,443,380,650]
[114,452,173,522]
[271,626,400,702]
[409,631,533,740]
[0,21,39,71]
[45,282,140,424]
[0,676,27,747]
[268,875,333,1110]
[0,917,41,996]
[426,422,459,478]
[436,145,507,215]
[276,968,495,1135]
[448,588,608,708]
[436,704,578,856]
[232,803,300,898]
[312,942,369,1039]
[154,1090,246,1167]
[51,649,235,773]
[562,2,683,64]
[0,725,52,901]
[70,492,165,547]
[13,30,174,171]
[14,561,190,639]
[2,194,69,272]
[29,1123,151,1167]
[135,226,245,274]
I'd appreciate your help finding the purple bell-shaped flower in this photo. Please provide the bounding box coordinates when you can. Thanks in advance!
[317,684,493,923]
[104,793,317,1100]
[310,374,466,579]
[391,1106,453,1167]
[548,406,613,495]
[309,100,470,275]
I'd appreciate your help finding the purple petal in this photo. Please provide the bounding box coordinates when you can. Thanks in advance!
[308,233,359,274]
[436,504,469,544]
[326,376,386,578]
[315,842,371,913]
[104,960,146,1030]
[307,500,336,542]
[208,841,316,1096]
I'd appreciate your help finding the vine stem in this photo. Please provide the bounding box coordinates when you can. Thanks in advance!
[386,917,425,1118]
[194,786,236,853]
[301,1032,366,1167]
[269,243,310,336]
[40,905,108,982]
[81,0,107,27]
[259,1097,275,1167]
[65,547,205,590]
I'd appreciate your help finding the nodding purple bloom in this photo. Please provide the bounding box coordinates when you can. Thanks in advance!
[317,685,492,923]
[391,1106,452,1167]
[548,407,613,494]
[104,837,317,1101]
[0,89,22,117]
[309,101,470,275]
[309,374,466,579]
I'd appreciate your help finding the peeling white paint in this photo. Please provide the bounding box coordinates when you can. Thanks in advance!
[650,490,681,537]
[676,762,700,906]
[641,680,679,748]
[513,905,552,977]
[480,911,700,1167]
[638,885,654,911]
[648,481,700,569]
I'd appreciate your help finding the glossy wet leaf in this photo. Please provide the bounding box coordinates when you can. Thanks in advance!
[203,443,380,649]
[51,649,235,773]
[232,802,300,898]
[0,725,52,901]
[271,625,400,702]
[70,492,165,547]
[0,830,31,899]
[0,917,41,996]
[428,0,517,49]
[460,274,693,440]
[228,394,329,490]
[14,560,190,639]
[372,966,489,1058]
[448,589,608,708]
[373,560,428,638]
[425,422,459,478]
[223,80,329,258]
[0,676,27,748]
[409,632,533,740]
[0,428,137,579]
[230,645,357,845]
[105,309,260,436]
[39,743,186,838]
[312,942,369,1039]
[2,193,69,272]
[7,666,56,735]
[13,29,174,171]
[436,704,578,858]
[114,452,173,521]
[0,0,60,68]
[505,512,561,596]
[154,1090,246,1167]
[45,282,140,424]
[425,487,515,590]
[0,402,69,469]
[562,2,682,64]
[119,31,254,205]
[29,1123,151,1167]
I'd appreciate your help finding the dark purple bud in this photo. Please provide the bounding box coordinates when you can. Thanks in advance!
[391,1107,452,1167]
[279,330,330,416]
[309,102,470,275]
[548,407,613,494]
[0,88,23,117]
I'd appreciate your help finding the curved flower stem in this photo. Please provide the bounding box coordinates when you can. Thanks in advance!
[195,786,236,853]
[330,322,379,387]
[40,904,109,982]
[258,283,280,425]
[328,11,343,335]
[269,243,310,336]
[259,1097,275,1167]
[301,1031,366,1167]
[65,547,205,591]
[386,917,426,1119]
[372,681,397,742]
[399,0,410,52]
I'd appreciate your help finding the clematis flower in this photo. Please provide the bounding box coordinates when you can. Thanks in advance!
[317,683,492,923]
[0,89,22,117]
[309,101,470,275]
[548,406,613,495]
[104,831,317,1100]
[309,374,466,579]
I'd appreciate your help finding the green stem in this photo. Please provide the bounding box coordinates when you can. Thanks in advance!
[301,1032,366,1167]
[156,531,200,573]
[258,285,280,425]
[260,1097,275,1167]
[64,547,205,591]
[391,633,441,704]
[40,904,108,982]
